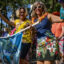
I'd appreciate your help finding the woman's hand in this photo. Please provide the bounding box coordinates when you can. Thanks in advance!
[48,13,64,23]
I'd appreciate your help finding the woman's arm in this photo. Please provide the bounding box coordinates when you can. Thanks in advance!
[0,13,15,27]
[48,13,64,23]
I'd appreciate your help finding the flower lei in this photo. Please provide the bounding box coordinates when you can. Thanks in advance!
[32,12,48,24]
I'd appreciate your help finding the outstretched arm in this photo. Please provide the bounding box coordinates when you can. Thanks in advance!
[48,13,64,23]
[0,13,15,27]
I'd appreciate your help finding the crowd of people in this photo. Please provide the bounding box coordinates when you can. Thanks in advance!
[1,1,64,64]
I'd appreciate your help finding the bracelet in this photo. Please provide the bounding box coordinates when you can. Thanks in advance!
[62,19,64,22]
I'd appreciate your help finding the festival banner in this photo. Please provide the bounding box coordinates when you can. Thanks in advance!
[0,32,22,64]
[0,18,42,64]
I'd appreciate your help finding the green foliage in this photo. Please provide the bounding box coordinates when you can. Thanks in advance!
[0,0,61,17]
[0,0,62,36]
[0,0,61,27]
[53,3,61,12]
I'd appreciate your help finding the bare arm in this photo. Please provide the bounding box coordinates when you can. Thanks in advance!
[0,13,15,27]
[47,13,64,23]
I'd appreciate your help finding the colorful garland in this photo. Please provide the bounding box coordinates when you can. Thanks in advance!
[32,12,48,24]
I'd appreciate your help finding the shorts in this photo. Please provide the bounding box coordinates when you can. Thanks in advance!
[20,43,31,59]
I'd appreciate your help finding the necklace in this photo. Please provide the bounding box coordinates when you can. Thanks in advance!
[32,12,48,24]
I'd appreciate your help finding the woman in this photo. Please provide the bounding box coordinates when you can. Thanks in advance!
[14,7,32,64]
[52,0,64,63]
[31,1,64,64]
[51,22,64,64]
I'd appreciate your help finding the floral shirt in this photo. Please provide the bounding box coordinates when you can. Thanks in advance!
[14,19,32,43]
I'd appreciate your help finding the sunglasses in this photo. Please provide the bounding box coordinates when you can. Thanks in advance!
[34,6,42,9]
[20,11,25,13]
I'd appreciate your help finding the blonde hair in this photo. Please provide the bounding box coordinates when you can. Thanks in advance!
[16,7,28,18]
[31,1,47,17]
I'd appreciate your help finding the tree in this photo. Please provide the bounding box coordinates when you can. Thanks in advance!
[0,0,61,26]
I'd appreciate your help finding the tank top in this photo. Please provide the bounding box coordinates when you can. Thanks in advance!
[34,17,51,37]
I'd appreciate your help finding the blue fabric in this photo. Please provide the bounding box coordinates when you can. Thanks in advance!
[2,32,8,37]
[0,32,22,64]
[60,7,64,19]
[34,17,51,37]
